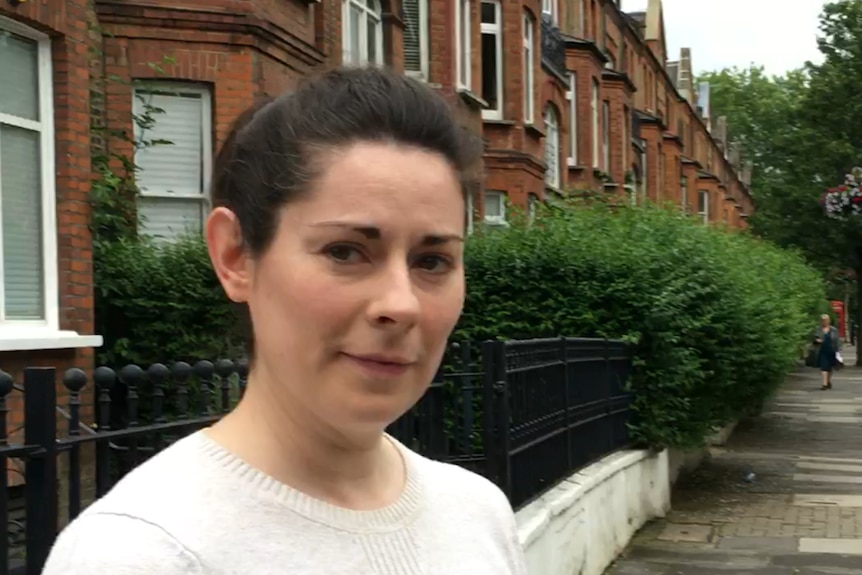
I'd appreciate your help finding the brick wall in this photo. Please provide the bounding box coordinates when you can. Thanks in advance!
[0,0,98,427]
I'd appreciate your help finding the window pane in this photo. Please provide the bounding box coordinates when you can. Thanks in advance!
[545,110,558,186]
[367,15,378,63]
[481,1,496,24]
[481,32,498,109]
[1,125,43,319]
[350,5,362,64]
[484,192,502,217]
[137,196,204,242]
[0,30,39,121]
[460,0,470,84]
[403,0,422,72]
[134,91,203,196]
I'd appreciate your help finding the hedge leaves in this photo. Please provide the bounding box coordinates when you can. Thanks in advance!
[455,200,826,449]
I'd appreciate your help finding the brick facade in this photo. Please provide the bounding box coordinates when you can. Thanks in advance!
[0,0,755,381]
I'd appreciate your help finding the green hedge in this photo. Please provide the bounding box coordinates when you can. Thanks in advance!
[455,200,826,449]
[94,235,245,367]
[94,199,826,450]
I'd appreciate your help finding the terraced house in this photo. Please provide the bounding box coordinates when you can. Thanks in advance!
[0,0,752,389]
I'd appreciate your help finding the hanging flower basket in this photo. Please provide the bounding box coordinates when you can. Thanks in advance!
[822,167,862,218]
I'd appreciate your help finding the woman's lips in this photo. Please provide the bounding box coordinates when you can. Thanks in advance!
[341,353,413,377]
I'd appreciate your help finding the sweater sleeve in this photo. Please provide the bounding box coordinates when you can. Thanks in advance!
[500,496,529,575]
[41,512,204,575]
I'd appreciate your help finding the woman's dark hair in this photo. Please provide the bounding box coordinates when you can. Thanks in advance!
[211,65,482,257]
[210,66,482,358]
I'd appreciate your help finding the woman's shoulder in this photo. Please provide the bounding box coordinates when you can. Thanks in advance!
[42,512,204,574]
[397,441,513,519]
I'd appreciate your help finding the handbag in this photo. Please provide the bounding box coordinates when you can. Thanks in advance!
[805,346,817,367]
[836,351,845,369]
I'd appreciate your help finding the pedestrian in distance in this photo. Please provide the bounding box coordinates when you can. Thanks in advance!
[812,313,842,390]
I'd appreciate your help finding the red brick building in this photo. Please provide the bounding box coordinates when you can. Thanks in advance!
[0,0,753,383]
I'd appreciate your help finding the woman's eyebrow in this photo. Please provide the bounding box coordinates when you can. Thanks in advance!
[309,221,464,245]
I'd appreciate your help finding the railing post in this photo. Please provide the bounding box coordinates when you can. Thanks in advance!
[24,367,58,575]
[561,337,572,471]
[603,338,613,453]
[0,370,14,573]
[493,341,512,500]
[481,341,498,486]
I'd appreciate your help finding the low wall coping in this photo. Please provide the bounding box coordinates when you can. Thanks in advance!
[516,448,664,548]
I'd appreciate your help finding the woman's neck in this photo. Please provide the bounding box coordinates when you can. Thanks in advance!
[207,368,406,510]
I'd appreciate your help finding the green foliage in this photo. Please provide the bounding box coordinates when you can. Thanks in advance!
[700,0,862,359]
[94,234,245,367]
[454,201,827,450]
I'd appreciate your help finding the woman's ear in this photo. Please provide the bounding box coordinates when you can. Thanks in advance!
[206,207,252,303]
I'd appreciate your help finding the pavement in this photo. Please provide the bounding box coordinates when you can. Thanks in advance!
[605,346,862,575]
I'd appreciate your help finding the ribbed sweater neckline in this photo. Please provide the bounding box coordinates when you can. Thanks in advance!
[189,430,424,534]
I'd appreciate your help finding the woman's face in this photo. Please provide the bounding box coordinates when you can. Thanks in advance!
[212,141,466,440]
[822,316,831,327]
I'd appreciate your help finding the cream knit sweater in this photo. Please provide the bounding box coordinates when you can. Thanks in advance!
[41,431,528,574]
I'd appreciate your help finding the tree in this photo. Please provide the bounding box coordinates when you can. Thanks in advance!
[700,0,862,358]
[696,66,838,266]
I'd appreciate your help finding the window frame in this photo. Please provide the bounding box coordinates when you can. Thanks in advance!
[480,0,503,120]
[601,100,610,171]
[131,82,213,241]
[680,174,688,214]
[342,0,385,67]
[591,79,599,168]
[455,0,472,90]
[698,189,709,224]
[0,16,59,335]
[566,72,578,166]
[403,0,430,79]
[544,105,560,189]
[527,193,539,222]
[483,190,506,225]
[541,0,556,21]
[522,11,534,124]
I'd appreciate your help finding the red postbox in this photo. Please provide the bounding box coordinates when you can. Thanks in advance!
[830,300,846,339]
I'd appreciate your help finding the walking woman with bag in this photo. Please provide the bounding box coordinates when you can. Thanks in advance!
[813,314,842,390]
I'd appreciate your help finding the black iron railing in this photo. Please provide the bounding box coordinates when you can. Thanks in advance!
[0,337,632,574]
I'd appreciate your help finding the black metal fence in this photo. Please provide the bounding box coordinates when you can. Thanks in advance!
[0,337,632,575]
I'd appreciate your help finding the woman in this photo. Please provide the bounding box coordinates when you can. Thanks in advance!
[42,68,526,574]
[814,313,842,390]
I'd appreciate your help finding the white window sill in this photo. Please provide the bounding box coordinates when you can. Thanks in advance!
[0,331,103,352]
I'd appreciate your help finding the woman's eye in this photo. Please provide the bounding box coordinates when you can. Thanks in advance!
[325,244,363,263]
[415,254,452,273]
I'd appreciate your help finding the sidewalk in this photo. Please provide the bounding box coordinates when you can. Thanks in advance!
[606,347,862,574]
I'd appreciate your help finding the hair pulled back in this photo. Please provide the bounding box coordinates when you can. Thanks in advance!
[210,66,482,257]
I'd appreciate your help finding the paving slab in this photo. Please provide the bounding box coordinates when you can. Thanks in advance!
[793,473,862,484]
[797,461,862,474]
[716,537,798,552]
[657,524,713,543]
[798,537,862,555]
[771,552,862,570]
[603,353,862,575]
[792,494,862,507]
